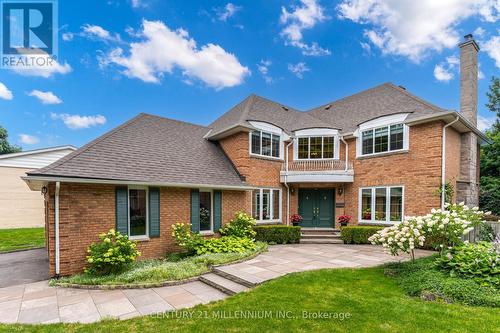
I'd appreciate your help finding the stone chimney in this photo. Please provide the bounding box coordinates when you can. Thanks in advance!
[459,34,479,126]
[457,34,480,206]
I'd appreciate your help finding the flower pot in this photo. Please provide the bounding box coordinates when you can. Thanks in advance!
[340,222,348,227]
[292,222,300,227]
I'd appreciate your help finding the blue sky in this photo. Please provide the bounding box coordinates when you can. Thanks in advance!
[0,0,499,150]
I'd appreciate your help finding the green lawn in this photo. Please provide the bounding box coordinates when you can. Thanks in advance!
[3,266,499,332]
[0,227,44,252]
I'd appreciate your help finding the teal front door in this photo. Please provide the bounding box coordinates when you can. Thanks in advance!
[298,189,334,228]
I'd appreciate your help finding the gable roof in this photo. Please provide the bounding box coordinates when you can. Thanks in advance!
[307,83,450,134]
[27,114,248,189]
[207,94,334,139]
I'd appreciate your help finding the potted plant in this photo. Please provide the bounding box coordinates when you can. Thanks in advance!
[338,215,351,227]
[290,214,302,226]
[362,208,371,220]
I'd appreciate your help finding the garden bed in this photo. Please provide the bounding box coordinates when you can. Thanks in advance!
[53,242,267,289]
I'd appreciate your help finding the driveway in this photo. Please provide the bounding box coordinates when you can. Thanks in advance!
[0,248,48,288]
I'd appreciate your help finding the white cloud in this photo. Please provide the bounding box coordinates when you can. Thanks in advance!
[288,62,310,78]
[104,20,250,89]
[0,82,13,100]
[337,0,499,62]
[474,27,486,38]
[81,24,120,42]
[478,63,485,79]
[51,113,106,129]
[483,35,500,68]
[19,134,39,145]
[62,32,74,41]
[478,115,496,131]
[10,53,72,78]
[433,55,459,82]
[215,3,241,22]
[360,41,371,55]
[28,90,62,105]
[257,60,273,83]
[131,0,142,8]
[280,0,330,56]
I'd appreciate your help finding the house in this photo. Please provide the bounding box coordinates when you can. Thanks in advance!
[0,145,76,229]
[23,35,486,277]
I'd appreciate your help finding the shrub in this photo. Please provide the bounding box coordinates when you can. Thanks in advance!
[341,226,384,244]
[435,241,500,287]
[194,236,256,255]
[171,223,204,254]
[219,211,256,238]
[85,229,141,276]
[479,223,496,242]
[253,225,301,244]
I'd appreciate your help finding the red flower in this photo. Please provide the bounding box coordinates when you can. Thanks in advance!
[290,214,303,222]
[338,215,351,224]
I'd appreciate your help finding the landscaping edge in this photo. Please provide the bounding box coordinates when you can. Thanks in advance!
[0,246,45,254]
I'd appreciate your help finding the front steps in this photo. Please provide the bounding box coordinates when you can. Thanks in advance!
[300,228,344,244]
[199,267,258,296]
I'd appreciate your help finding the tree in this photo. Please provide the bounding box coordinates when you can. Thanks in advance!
[0,126,21,155]
[480,77,500,215]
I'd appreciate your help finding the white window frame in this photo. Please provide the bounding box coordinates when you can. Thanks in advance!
[128,185,149,239]
[294,135,340,160]
[358,124,408,157]
[252,188,282,224]
[248,121,284,160]
[199,189,214,234]
[358,186,405,224]
[249,130,283,160]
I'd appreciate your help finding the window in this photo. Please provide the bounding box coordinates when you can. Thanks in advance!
[297,136,336,159]
[252,188,281,222]
[359,186,403,223]
[199,191,212,232]
[361,124,406,156]
[129,187,148,237]
[250,130,280,158]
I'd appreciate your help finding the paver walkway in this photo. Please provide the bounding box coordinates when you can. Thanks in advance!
[0,244,433,324]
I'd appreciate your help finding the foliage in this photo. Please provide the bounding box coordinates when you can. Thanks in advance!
[341,226,384,244]
[486,76,500,123]
[171,223,204,254]
[219,211,256,238]
[290,213,302,223]
[369,203,488,258]
[253,225,301,244]
[0,227,45,252]
[338,215,351,225]
[435,241,499,287]
[85,229,141,276]
[479,223,496,242]
[434,182,454,204]
[480,175,500,216]
[194,236,256,255]
[56,242,267,286]
[385,255,500,307]
[0,126,21,155]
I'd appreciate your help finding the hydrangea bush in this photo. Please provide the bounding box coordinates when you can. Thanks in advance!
[369,203,490,259]
[219,211,257,238]
[86,229,141,275]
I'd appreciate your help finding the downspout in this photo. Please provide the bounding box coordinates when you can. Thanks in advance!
[441,116,460,210]
[284,138,294,226]
[340,136,349,171]
[55,181,60,277]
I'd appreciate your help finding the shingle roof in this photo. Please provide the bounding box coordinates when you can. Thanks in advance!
[207,94,335,138]
[28,114,248,188]
[308,82,449,133]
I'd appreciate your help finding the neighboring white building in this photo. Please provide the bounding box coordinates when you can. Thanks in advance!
[0,146,76,229]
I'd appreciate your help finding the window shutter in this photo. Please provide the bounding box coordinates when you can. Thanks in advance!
[190,189,200,232]
[115,187,128,235]
[214,190,222,232]
[149,187,160,238]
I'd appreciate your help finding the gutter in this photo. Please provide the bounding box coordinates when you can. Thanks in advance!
[340,136,349,171]
[441,116,460,210]
[55,181,60,277]
[284,139,294,226]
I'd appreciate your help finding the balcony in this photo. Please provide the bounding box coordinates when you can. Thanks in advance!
[280,159,354,183]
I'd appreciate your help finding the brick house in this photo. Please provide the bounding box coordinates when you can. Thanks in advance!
[24,35,487,277]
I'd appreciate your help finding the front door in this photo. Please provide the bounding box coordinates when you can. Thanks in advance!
[298,189,334,228]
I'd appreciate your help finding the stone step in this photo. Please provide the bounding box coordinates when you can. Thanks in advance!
[212,267,262,288]
[300,238,344,244]
[300,228,340,234]
[301,233,341,239]
[199,273,249,295]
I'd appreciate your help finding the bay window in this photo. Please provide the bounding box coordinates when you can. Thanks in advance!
[359,186,403,223]
[251,130,280,158]
[252,188,281,222]
[297,136,335,159]
[361,123,406,156]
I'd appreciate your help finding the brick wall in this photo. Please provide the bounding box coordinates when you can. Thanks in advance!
[45,183,249,276]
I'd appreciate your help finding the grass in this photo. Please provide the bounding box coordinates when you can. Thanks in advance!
[2,266,499,332]
[54,242,268,286]
[385,255,499,307]
[0,227,44,252]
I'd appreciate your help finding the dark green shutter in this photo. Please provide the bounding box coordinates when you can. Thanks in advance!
[190,189,200,232]
[115,187,128,235]
[149,187,160,238]
[214,190,222,232]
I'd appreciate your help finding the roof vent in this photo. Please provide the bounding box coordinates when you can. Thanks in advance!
[398,85,406,90]
[325,104,332,110]
[281,106,289,111]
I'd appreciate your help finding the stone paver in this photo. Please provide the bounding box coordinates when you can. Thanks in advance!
[0,244,433,324]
